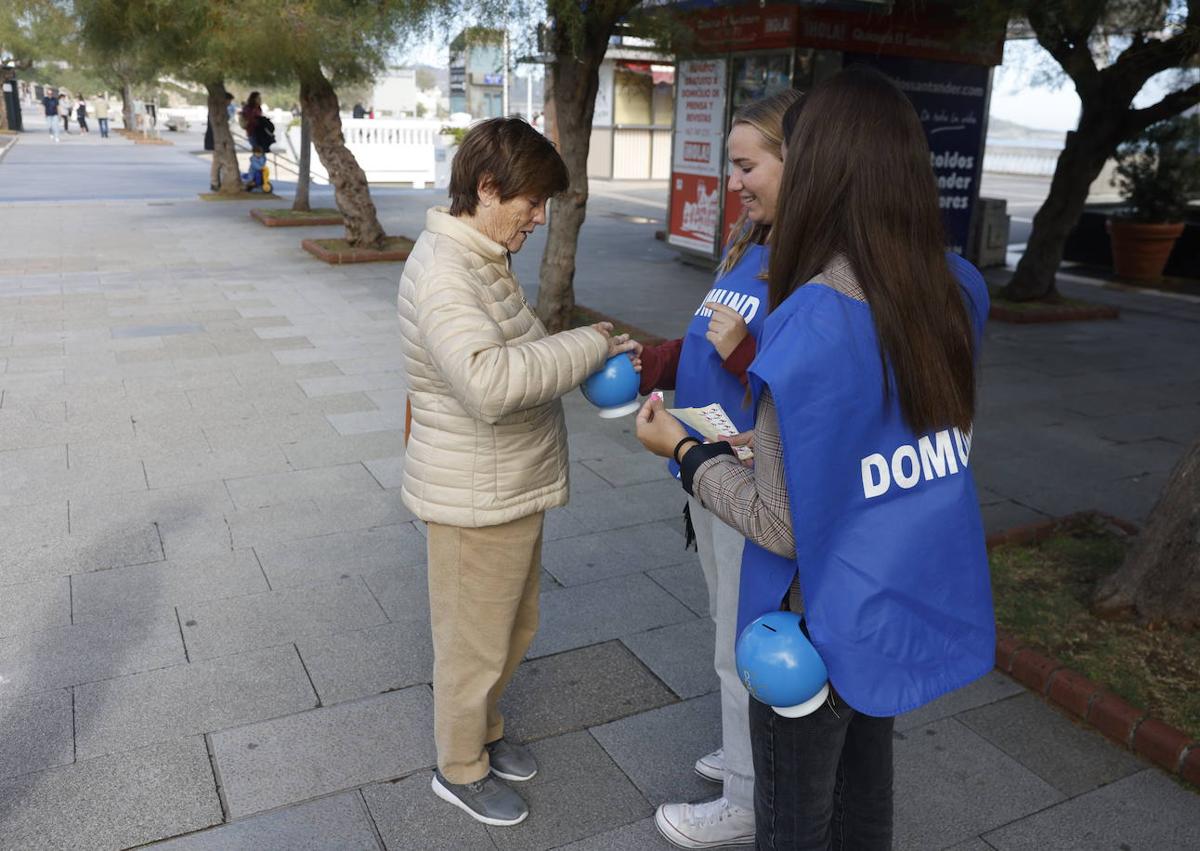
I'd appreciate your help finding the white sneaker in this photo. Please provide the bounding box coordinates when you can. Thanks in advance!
[694,747,723,783]
[655,797,755,849]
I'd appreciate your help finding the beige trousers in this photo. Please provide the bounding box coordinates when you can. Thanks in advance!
[426,511,544,784]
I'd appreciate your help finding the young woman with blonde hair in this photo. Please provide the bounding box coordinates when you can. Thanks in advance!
[631,87,803,849]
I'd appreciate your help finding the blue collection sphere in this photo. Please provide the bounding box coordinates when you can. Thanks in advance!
[581,354,640,418]
[736,611,830,718]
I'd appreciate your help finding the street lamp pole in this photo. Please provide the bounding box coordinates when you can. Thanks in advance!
[502,31,510,117]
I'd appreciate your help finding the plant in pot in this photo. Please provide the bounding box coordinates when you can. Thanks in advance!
[1107,114,1200,281]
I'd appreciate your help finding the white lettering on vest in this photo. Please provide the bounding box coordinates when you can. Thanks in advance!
[861,427,972,499]
[694,290,761,323]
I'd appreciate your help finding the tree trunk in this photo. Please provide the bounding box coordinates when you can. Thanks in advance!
[1092,437,1200,630]
[536,50,603,332]
[120,82,133,131]
[292,111,312,213]
[298,66,385,249]
[206,80,243,195]
[1003,114,1118,301]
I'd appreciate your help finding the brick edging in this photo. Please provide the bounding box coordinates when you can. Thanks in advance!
[988,512,1199,782]
[300,237,413,265]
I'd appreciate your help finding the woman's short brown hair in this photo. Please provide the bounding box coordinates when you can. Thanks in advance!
[448,117,569,216]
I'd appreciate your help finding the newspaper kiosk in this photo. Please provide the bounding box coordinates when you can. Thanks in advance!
[667,1,1004,263]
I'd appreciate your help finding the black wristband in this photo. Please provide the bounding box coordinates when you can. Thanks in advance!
[680,441,736,496]
[673,436,702,465]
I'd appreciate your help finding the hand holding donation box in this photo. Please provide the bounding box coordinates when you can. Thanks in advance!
[667,402,753,461]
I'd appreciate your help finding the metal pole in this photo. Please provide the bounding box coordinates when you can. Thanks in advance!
[526,68,533,121]
[502,31,510,117]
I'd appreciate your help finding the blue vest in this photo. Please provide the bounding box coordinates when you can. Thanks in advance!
[671,244,769,476]
[738,254,994,717]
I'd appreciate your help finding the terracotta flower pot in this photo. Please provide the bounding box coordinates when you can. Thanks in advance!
[1106,218,1185,281]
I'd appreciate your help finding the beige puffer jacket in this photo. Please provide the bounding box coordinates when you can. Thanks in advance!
[397,207,609,528]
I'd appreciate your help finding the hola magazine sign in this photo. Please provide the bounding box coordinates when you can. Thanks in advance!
[669,59,728,253]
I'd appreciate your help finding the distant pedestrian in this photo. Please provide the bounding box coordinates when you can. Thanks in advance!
[43,92,60,141]
[57,94,71,133]
[76,98,89,133]
[145,101,157,127]
[225,93,236,122]
[352,102,365,119]
[94,95,110,138]
[240,91,262,139]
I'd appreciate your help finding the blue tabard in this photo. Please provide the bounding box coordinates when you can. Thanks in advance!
[737,254,995,717]
[670,243,769,477]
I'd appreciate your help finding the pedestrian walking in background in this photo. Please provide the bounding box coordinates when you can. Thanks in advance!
[76,98,89,133]
[240,91,262,139]
[43,91,60,141]
[93,95,110,138]
[57,93,71,133]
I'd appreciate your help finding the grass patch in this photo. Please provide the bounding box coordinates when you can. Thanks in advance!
[991,516,1200,741]
[988,288,1099,312]
[301,235,414,264]
[987,287,1120,323]
[255,207,341,220]
[199,191,281,201]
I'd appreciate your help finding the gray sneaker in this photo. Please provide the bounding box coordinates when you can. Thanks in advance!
[431,770,528,826]
[486,738,538,781]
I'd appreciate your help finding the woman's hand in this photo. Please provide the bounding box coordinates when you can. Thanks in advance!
[704,302,749,360]
[592,321,642,370]
[635,394,689,459]
[721,430,755,467]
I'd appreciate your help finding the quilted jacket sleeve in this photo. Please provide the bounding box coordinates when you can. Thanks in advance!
[417,271,609,424]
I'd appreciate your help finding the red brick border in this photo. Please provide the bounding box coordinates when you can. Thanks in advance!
[300,237,413,265]
[989,303,1120,324]
[250,208,343,228]
[990,512,1198,783]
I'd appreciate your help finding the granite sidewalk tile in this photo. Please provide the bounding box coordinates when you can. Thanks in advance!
[0,610,186,695]
[254,523,426,589]
[0,688,74,779]
[0,737,222,851]
[0,576,70,637]
[363,774,497,851]
[224,463,382,511]
[296,619,433,705]
[621,618,720,700]
[75,645,317,759]
[982,768,1200,850]
[148,792,382,850]
[540,521,695,587]
[209,686,436,818]
[177,577,389,661]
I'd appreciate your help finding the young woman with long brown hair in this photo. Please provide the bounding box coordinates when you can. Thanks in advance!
[636,65,994,849]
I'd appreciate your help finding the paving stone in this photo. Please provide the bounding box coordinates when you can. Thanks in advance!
[500,642,678,744]
[361,562,430,622]
[957,692,1146,797]
[530,573,696,658]
[982,768,1200,850]
[326,409,406,436]
[210,686,436,818]
[591,693,721,807]
[143,445,293,489]
[645,561,710,617]
[892,717,1064,850]
[281,431,406,469]
[297,619,432,705]
[554,817,671,850]
[255,524,426,589]
[568,461,613,494]
[581,454,674,488]
[895,671,1025,733]
[75,645,317,759]
[543,507,589,541]
[541,521,694,586]
[567,431,640,462]
[363,774,496,851]
[0,688,74,779]
[363,455,405,489]
[621,618,719,700]
[149,792,382,851]
[227,492,413,549]
[0,737,222,851]
[0,576,70,637]
[71,549,269,622]
[224,463,381,510]
[484,732,653,851]
[564,479,688,533]
[0,610,185,694]
[178,577,389,660]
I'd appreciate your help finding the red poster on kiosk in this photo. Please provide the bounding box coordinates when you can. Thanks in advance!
[668,59,728,254]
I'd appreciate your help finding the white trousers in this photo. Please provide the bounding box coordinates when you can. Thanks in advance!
[689,496,754,811]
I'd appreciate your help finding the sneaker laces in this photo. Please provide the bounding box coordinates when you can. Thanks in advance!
[688,797,745,828]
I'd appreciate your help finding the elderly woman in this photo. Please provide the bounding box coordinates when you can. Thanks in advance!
[397,117,632,826]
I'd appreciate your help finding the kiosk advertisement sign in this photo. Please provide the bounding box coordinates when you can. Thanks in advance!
[849,53,990,255]
[669,59,728,254]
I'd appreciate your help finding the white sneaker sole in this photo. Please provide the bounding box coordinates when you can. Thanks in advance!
[654,805,755,849]
[490,764,538,782]
[430,774,528,826]
[693,760,723,783]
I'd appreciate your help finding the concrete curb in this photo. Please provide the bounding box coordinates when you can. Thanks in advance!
[0,133,17,165]
[986,512,1198,782]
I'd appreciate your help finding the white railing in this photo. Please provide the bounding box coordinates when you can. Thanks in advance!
[290,118,445,187]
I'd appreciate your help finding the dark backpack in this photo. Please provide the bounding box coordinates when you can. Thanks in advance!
[253,116,276,152]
